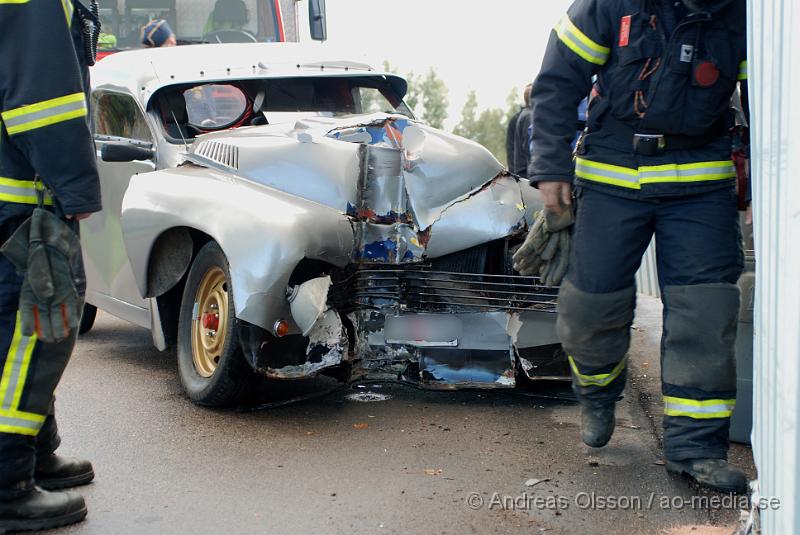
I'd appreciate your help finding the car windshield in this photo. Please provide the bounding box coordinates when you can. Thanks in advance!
[99,0,285,48]
[155,76,412,141]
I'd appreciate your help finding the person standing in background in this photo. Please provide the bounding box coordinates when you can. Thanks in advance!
[512,84,534,177]
[141,19,177,47]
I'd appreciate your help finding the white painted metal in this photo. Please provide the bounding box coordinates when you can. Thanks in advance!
[635,239,660,299]
[749,0,800,532]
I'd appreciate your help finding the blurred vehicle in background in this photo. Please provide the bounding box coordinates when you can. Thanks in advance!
[96,0,327,59]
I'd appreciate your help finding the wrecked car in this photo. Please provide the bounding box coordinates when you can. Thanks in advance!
[81,43,568,406]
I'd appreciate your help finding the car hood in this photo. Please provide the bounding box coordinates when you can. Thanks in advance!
[186,113,536,261]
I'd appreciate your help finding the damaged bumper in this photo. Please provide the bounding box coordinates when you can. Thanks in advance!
[243,264,566,388]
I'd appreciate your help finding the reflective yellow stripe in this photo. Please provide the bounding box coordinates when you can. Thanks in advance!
[639,160,737,184]
[0,314,45,436]
[2,93,87,135]
[663,396,736,419]
[61,0,73,26]
[575,158,640,189]
[576,157,736,189]
[568,356,626,387]
[738,60,747,81]
[0,0,31,3]
[0,177,54,206]
[555,15,610,65]
[0,317,24,408]
[0,409,45,436]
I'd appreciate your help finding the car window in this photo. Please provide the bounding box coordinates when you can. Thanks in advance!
[93,92,152,142]
[358,87,397,114]
[184,84,248,129]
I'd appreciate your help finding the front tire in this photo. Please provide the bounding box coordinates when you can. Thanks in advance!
[177,242,254,406]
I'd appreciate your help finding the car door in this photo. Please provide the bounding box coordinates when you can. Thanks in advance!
[81,90,156,323]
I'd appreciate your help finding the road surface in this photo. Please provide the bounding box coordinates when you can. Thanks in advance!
[47,311,750,534]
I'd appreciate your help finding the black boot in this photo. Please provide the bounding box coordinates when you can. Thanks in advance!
[35,455,94,490]
[580,403,616,447]
[666,458,749,494]
[0,487,86,533]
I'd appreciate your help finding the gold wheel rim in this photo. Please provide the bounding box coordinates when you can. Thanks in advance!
[191,266,229,378]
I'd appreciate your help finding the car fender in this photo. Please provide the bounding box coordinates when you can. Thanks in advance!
[121,164,355,332]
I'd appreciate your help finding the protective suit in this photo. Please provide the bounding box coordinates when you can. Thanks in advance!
[523,0,748,493]
[0,0,101,530]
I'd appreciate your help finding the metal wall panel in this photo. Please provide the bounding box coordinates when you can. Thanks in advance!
[635,238,660,299]
[749,0,800,532]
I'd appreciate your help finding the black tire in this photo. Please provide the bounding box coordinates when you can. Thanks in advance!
[177,242,255,406]
[78,303,97,335]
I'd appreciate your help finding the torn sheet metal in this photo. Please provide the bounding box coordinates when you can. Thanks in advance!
[353,222,428,263]
[328,116,510,231]
[265,309,346,379]
[425,175,527,258]
[379,311,518,389]
[419,350,516,389]
[288,275,332,336]
[512,310,569,381]
[346,123,526,263]
[355,145,412,224]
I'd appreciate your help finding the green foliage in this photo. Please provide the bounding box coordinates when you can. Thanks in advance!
[453,90,479,139]
[454,90,509,165]
[473,107,508,166]
[419,68,448,130]
[404,71,422,115]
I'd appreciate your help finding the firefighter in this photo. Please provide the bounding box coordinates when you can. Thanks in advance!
[515,0,748,493]
[0,0,102,530]
[141,19,177,48]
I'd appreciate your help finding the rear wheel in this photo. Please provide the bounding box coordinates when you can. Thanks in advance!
[78,303,97,335]
[177,242,255,406]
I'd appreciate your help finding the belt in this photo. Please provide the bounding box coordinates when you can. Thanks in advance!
[602,113,729,156]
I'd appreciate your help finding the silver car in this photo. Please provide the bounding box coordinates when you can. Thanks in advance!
[81,43,567,406]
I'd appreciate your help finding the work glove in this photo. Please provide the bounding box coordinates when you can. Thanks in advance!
[0,208,84,343]
[512,208,574,287]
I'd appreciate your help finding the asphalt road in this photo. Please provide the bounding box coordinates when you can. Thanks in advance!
[45,312,748,535]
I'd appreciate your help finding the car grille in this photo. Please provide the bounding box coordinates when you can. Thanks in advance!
[193,140,240,170]
[339,269,558,312]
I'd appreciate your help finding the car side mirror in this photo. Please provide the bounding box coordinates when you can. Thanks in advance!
[309,0,327,42]
[101,142,154,163]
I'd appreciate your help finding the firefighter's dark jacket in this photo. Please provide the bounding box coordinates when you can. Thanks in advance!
[530,0,747,197]
[0,0,101,220]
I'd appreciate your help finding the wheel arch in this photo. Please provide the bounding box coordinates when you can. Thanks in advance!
[147,227,215,347]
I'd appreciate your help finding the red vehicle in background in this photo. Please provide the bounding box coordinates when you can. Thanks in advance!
[96,0,326,60]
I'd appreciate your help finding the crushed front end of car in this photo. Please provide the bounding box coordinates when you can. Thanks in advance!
[219,114,568,389]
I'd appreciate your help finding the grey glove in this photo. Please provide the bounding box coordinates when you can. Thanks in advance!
[512,208,574,287]
[1,208,84,343]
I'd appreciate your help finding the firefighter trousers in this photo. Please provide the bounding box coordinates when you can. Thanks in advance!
[0,213,81,500]
[556,185,744,461]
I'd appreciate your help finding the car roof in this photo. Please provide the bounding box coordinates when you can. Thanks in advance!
[91,42,407,107]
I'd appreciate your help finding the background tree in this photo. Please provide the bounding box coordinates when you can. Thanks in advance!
[472,107,507,165]
[404,70,422,116]
[419,68,448,129]
[454,91,507,165]
[453,90,479,140]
